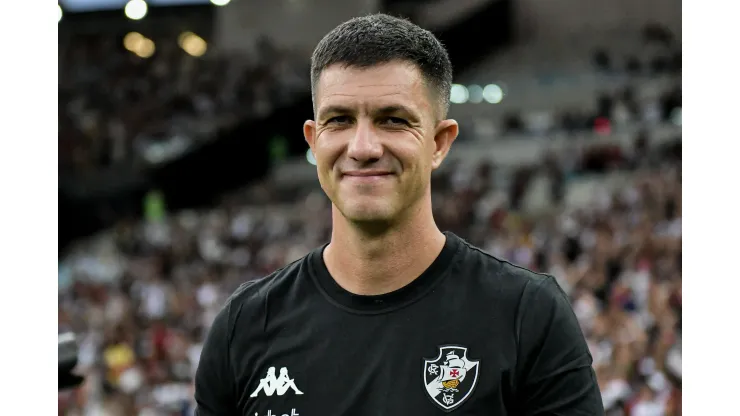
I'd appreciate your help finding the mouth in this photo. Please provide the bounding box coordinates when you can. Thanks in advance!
[342,171,394,178]
[341,171,395,182]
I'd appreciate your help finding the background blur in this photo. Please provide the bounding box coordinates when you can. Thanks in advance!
[57,0,681,414]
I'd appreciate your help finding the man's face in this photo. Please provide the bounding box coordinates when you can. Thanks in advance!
[304,61,457,225]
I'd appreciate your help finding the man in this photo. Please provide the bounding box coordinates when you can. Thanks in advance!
[195,14,603,415]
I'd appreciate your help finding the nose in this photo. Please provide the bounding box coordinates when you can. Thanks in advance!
[347,120,383,162]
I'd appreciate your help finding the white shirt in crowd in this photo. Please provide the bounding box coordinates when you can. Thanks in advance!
[631,399,666,416]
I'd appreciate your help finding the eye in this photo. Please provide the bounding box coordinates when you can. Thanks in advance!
[327,116,352,125]
[382,117,408,126]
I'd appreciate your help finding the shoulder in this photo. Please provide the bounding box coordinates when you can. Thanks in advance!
[449,234,570,330]
[226,254,309,307]
[453,234,555,296]
[221,252,312,331]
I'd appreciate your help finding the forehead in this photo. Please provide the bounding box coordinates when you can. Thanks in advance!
[315,62,434,116]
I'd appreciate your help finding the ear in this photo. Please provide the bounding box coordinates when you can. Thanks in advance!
[304,120,317,152]
[431,119,458,170]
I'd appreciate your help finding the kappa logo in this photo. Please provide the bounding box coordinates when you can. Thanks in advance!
[250,367,304,397]
[423,346,480,412]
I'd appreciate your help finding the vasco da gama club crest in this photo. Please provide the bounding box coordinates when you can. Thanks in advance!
[423,346,480,411]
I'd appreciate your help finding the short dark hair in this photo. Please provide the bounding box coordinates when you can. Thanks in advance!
[310,14,453,119]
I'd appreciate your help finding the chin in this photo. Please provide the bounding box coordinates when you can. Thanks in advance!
[338,199,398,224]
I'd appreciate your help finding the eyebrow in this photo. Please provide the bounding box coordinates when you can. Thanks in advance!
[377,105,418,121]
[318,104,421,123]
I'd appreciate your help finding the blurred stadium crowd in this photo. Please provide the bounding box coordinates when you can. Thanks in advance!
[58,4,681,416]
[59,30,307,173]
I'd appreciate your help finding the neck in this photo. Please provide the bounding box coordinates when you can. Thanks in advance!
[324,197,446,296]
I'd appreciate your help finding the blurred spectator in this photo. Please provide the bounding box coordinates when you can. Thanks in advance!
[592,48,612,72]
[642,23,676,47]
[626,55,643,75]
[503,112,525,134]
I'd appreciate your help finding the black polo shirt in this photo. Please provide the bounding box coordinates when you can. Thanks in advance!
[195,232,604,415]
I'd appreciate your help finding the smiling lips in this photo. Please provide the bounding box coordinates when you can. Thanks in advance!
[342,170,394,181]
[343,170,393,177]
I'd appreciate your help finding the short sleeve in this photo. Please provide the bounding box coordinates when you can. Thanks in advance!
[514,276,604,415]
[194,300,239,416]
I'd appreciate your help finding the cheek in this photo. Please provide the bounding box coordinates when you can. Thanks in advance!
[388,137,429,167]
[314,155,335,193]
[314,136,344,172]
[400,146,433,177]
